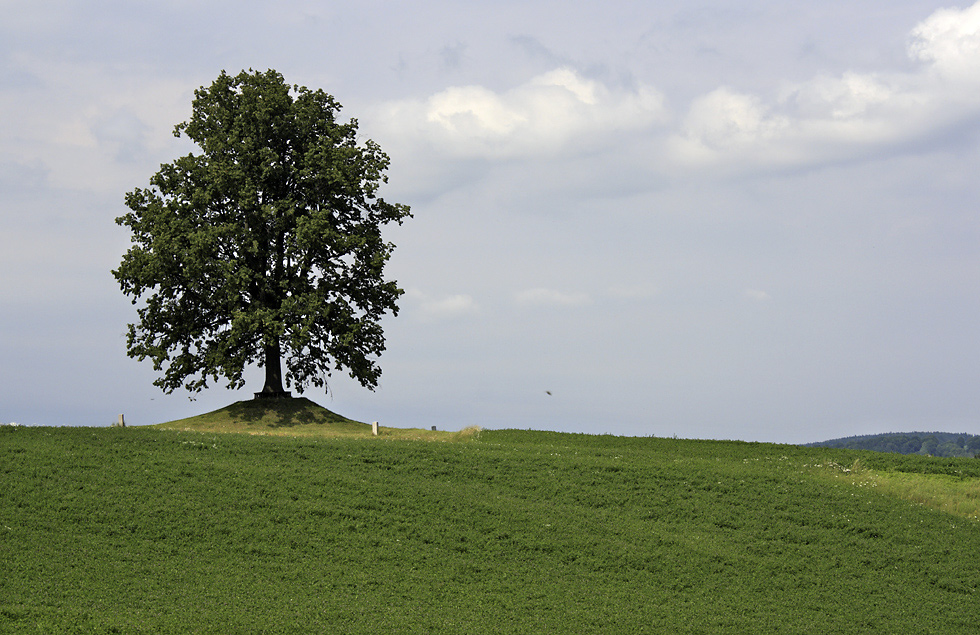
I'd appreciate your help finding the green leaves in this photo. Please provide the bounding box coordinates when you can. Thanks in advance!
[114,69,410,394]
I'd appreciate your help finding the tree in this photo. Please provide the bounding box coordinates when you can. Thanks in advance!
[113,69,411,398]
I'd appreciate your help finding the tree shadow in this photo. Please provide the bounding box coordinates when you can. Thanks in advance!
[223,397,351,429]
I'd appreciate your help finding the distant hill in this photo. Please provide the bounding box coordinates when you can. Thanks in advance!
[806,431,980,458]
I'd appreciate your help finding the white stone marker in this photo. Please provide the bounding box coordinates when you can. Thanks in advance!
[372,421,379,436]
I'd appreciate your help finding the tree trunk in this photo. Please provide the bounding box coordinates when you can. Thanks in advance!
[257,339,290,398]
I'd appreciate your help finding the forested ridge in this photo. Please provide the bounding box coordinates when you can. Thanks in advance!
[807,432,980,458]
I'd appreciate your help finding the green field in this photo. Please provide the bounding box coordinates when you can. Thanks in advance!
[2,423,979,633]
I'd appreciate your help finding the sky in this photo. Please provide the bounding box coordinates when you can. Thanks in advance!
[2,0,980,444]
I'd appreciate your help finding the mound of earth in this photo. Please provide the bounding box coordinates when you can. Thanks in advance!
[153,397,370,436]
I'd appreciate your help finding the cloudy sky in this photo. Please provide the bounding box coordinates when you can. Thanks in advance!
[2,1,980,444]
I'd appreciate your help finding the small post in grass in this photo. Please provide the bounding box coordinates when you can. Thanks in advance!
[115,414,125,428]
[372,421,379,436]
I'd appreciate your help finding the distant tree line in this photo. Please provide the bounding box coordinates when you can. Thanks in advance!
[807,432,980,458]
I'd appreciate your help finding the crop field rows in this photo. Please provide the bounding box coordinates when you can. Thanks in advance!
[1,426,978,633]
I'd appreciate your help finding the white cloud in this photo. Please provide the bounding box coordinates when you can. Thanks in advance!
[406,289,479,321]
[665,1,980,172]
[669,88,790,164]
[515,287,592,307]
[530,67,600,105]
[743,289,772,302]
[427,85,527,136]
[908,1,980,81]
[372,2,980,185]
[374,67,668,159]
[786,72,895,121]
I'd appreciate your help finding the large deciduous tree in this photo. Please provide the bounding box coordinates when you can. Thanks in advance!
[114,69,411,398]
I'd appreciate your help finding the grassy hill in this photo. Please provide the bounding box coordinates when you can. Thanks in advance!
[2,422,979,633]
[151,396,370,434]
[150,397,478,441]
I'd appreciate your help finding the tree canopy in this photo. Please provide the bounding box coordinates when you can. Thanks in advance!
[114,69,411,396]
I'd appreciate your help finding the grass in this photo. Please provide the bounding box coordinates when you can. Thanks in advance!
[157,397,980,521]
[811,457,980,522]
[152,396,481,441]
[2,419,979,633]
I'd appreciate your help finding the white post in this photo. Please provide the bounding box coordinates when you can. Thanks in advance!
[117,414,125,428]
[372,421,379,436]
